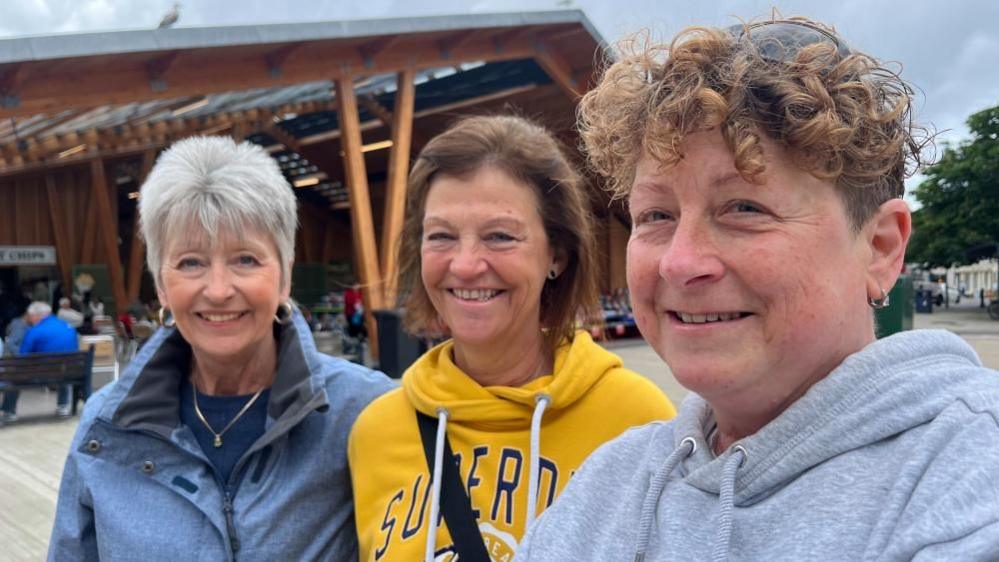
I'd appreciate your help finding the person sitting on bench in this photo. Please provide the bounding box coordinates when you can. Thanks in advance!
[0,301,79,422]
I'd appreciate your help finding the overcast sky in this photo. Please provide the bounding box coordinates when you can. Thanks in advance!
[1,0,996,194]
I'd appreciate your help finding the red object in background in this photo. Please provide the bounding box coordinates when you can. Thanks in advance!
[344,286,362,319]
[118,312,134,336]
[615,324,626,336]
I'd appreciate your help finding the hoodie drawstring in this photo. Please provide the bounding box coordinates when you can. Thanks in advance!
[712,445,747,562]
[525,394,551,530]
[634,437,697,562]
[424,407,449,562]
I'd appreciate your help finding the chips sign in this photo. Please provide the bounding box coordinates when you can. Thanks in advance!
[0,246,57,266]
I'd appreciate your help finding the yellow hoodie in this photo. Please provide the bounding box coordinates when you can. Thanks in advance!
[348,331,675,561]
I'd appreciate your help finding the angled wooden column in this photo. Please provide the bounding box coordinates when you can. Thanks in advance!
[334,75,383,359]
[380,68,415,307]
[89,157,128,310]
[126,149,157,302]
[80,195,98,263]
[44,174,73,290]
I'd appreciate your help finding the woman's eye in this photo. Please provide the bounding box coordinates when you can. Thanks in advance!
[486,232,515,243]
[425,232,454,242]
[236,255,260,266]
[730,201,765,214]
[634,209,672,225]
[178,258,202,269]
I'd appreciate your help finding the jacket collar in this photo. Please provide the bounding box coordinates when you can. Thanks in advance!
[105,310,329,439]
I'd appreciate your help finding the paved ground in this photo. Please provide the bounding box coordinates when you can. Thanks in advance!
[2,304,997,560]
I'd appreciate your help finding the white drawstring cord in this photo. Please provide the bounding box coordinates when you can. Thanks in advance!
[525,394,551,530]
[424,407,449,562]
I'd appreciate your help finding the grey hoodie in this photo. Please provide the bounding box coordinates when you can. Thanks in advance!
[515,330,999,561]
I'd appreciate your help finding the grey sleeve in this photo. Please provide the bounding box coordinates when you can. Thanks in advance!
[47,448,98,562]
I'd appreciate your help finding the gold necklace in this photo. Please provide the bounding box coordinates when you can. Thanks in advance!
[191,382,265,448]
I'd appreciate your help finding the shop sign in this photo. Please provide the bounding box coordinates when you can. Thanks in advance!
[0,246,57,265]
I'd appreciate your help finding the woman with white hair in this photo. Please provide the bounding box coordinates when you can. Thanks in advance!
[48,136,395,560]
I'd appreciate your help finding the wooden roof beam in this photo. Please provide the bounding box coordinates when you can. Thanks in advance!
[533,41,582,99]
[0,33,542,118]
[358,35,403,69]
[264,43,303,79]
[0,63,25,109]
[437,29,478,60]
[146,51,180,93]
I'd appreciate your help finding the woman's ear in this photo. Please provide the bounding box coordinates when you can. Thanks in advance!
[865,198,912,296]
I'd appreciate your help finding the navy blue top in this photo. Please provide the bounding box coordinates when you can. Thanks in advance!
[179,377,270,485]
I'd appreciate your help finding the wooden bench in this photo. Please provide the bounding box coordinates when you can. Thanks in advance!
[0,347,95,416]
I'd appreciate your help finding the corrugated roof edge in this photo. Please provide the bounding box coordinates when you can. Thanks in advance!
[0,10,606,64]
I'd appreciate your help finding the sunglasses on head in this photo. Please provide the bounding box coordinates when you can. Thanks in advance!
[727,20,852,63]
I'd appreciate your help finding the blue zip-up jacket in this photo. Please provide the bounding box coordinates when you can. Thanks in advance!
[47,311,395,561]
[21,314,78,354]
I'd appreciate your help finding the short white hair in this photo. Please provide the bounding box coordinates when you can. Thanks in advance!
[139,136,298,287]
[27,301,52,317]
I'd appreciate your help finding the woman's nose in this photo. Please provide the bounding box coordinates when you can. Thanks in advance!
[449,241,487,278]
[658,219,724,287]
[203,263,236,301]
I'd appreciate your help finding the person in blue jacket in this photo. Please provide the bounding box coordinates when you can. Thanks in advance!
[1,301,79,422]
[47,136,395,561]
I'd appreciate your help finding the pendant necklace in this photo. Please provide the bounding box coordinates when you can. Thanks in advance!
[192,381,265,448]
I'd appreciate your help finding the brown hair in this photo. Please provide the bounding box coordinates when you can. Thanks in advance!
[578,17,930,229]
[396,115,599,352]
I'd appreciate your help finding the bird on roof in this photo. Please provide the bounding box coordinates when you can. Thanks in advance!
[158,2,180,29]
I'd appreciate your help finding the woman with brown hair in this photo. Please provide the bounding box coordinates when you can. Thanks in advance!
[348,114,675,561]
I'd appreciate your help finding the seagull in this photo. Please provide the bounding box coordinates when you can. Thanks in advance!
[158,2,180,29]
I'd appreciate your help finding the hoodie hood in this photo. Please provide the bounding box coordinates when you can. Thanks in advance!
[403,330,623,428]
[515,329,999,562]
[667,329,983,501]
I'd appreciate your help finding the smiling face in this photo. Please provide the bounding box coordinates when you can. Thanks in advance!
[156,224,289,366]
[627,129,877,407]
[420,166,557,350]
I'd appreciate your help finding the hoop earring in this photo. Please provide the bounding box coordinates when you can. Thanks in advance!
[158,307,176,328]
[868,286,890,310]
[547,269,558,281]
[274,301,294,325]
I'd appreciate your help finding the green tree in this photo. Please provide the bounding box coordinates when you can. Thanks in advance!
[908,105,999,267]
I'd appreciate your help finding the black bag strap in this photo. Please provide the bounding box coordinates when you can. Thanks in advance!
[416,410,490,562]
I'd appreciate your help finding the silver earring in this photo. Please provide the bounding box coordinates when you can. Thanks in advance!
[547,269,557,280]
[274,301,294,324]
[868,286,890,310]
[158,307,175,328]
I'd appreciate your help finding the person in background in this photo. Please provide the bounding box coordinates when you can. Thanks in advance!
[3,309,28,356]
[0,301,79,422]
[343,282,366,339]
[48,136,395,560]
[516,15,999,561]
[56,297,84,329]
[89,296,106,319]
[349,115,676,561]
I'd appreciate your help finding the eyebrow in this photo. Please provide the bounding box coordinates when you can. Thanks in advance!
[422,216,528,230]
[631,170,748,196]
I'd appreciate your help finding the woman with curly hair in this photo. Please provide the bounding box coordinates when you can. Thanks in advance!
[516,16,999,561]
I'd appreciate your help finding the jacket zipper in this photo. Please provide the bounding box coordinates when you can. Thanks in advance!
[222,489,240,554]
